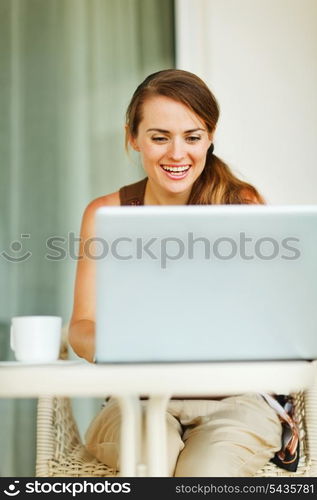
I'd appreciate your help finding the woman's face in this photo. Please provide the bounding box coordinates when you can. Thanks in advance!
[129,96,213,197]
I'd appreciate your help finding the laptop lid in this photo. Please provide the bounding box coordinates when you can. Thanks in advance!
[95,205,317,363]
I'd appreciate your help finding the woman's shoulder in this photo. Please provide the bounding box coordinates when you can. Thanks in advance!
[84,191,120,214]
[80,191,120,235]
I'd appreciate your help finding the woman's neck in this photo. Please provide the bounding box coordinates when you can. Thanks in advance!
[144,178,191,206]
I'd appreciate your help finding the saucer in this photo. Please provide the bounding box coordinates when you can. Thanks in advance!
[0,360,80,366]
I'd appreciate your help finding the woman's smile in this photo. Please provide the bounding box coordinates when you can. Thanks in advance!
[160,164,191,179]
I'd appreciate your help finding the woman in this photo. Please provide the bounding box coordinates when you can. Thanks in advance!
[69,69,284,477]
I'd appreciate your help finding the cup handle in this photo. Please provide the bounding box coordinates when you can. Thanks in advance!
[10,325,15,351]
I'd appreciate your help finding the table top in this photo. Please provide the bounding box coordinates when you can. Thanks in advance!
[0,359,316,398]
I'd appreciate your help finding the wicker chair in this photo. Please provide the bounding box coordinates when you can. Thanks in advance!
[36,328,317,477]
[36,389,317,477]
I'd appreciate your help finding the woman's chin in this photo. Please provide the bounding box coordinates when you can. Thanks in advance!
[161,173,198,194]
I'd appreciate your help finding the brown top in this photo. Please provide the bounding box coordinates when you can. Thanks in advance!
[119,177,148,206]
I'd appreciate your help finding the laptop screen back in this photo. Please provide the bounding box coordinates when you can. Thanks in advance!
[95,205,317,363]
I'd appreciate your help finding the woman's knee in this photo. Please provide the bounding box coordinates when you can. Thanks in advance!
[85,399,121,468]
[85,400,185,474]
[175,438,276,477]
[174,394,282,477]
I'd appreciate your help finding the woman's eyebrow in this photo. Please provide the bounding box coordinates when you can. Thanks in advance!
[146,128,206,133]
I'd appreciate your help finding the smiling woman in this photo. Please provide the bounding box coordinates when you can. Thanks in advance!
[67,69,287,477]
[69,69,265,364]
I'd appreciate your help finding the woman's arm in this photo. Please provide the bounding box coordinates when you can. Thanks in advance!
[68,191,120,362]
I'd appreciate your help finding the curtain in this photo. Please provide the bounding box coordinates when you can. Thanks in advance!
[0,0,175,476]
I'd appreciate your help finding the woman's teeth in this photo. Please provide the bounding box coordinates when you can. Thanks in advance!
[161,165,190,173]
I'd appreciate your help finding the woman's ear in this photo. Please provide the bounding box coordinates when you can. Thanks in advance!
[130,139,140,152]
[125,126,140,152]
[208,130,215,148]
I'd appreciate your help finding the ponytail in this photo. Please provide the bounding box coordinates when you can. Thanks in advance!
[189,149,265,205]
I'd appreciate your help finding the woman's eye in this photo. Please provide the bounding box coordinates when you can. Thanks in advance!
[186,136,201,143]
[151,136,201,143]
[152,136,168,143]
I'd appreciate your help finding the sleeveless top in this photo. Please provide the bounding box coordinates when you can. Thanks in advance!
[119,177,147,206]
[116,177,300,472]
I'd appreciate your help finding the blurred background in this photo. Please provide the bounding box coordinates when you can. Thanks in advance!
[0,0,316,476]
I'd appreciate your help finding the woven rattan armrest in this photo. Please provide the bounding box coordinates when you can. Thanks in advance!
[36,395,116,477]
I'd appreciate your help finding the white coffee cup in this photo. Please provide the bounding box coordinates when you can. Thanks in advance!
[10,316,62,363]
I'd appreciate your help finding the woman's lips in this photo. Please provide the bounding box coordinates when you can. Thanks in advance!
[160,165,191,180]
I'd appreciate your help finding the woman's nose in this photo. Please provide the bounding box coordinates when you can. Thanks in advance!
[167,139,186,161]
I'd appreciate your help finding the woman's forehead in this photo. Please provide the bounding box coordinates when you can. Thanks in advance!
[139,95,206,131]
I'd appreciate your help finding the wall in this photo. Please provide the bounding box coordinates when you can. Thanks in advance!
[175,0,317,204]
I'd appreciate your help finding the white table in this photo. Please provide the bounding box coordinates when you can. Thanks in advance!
[0,359,316,476]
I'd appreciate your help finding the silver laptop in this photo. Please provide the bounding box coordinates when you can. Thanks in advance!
[95,205,317,363]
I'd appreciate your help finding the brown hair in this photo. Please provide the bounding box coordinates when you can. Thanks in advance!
[125,69,264,205]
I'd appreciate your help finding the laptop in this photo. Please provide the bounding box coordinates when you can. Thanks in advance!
[95,205,317,363]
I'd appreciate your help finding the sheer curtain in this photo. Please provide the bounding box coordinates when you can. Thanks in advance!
[0,0,174,476]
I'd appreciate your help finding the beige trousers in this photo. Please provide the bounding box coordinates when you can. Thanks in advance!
[85,393,282,477]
